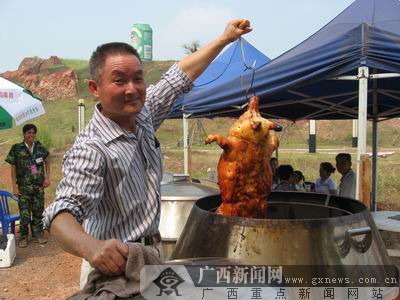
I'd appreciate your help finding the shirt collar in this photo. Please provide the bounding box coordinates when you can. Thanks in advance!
[24,141,35,153]
[92,103,152,144]
[341,169,353,181]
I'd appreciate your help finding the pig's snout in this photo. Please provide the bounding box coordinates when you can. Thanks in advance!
[251,120,262,130]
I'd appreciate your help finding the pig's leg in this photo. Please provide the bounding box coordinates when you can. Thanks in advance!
[205,134,231,150]
[267,133,279,153]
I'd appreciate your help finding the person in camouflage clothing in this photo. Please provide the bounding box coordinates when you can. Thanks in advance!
[5,124,50,248]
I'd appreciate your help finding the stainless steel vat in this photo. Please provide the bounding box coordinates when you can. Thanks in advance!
[161,172,174,185]
[170,192,398,299]
[159,175,219,260]
[171,192,392,266]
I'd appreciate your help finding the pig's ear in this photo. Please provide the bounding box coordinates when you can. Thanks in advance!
[270,123,283,132]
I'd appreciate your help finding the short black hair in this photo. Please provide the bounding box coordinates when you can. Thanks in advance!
[276,165,294,181]
[320,162,336,173]
[336,153,352,163]
[293,170,305,181]
[89,42,141,82]
[22,124,37,134]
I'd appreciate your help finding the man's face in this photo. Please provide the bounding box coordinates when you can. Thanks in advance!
[336,158,350,175]
[23,129,36,144]
[88,53,146,120]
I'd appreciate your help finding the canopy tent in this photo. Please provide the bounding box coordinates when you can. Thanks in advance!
[168,0,400,209]
[167,38,270,173]
[173,0,400,120]
[168,38,271,118]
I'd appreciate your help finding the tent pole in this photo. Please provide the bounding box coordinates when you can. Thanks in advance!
[356,66,369,200]
[309,120,316,153]
[352,120,358,147]
[183,114,189,175]
[371,74,379,211]
[78,98,85,133]
[275,147,279,162]
[372,118,378,211]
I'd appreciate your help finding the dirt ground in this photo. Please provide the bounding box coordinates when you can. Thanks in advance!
[1,148,400,299]
[0,233,81,300]
[0,162,81,300]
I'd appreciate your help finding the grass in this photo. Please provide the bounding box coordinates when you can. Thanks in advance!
[61,58,89,71]
[0,96,399,209]
[45,64,69,73]
[0,99,96,150]
[1,110,399,210]
[143,61,175,84]
[162,147,400,211]
[59,58,175,98]
[0,98,97,204]
[61,58,92,99]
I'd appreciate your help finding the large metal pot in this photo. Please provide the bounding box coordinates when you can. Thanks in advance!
[160,172,174,185]
[171,192,391,266]
[159,175,219,260]
[169,192,398,299]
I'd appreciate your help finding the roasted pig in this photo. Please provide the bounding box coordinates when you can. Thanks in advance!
[205,96,280,218]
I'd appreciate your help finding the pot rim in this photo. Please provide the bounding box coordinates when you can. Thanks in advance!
[194,192,369,222]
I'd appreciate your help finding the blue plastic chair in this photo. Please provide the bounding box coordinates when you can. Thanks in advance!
[0,190,20,235]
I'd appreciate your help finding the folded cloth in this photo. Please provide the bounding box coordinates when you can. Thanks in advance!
[69,242,161,300]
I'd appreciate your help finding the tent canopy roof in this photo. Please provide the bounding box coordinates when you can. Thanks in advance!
[168,38,270,118]
[170,0,400,121]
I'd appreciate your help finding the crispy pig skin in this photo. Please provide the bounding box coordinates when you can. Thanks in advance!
[205,96,279,218]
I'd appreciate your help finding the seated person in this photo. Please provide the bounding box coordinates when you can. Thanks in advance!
[273,165,296,191]
[315,162,337,195]
[270,157,279,187]
[291,170,306,191]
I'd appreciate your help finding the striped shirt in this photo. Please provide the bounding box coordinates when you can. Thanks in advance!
[43,63,192,242]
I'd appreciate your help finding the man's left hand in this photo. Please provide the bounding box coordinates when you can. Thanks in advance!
[219,19,253,45]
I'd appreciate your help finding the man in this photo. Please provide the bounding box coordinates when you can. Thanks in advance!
[336,153,357,198]
[5,124,50,248]
[43,20,251,287]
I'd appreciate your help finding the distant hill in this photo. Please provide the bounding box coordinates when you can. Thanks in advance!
[1,56,79,101]
[1,56,176,101]
[61,58,176,99]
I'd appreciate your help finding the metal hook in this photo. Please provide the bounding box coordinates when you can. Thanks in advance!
[240,37,257,71]
[239,37,257,101]
[245,68,256,102]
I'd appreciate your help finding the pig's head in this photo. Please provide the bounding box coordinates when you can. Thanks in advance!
[228,96,281,143]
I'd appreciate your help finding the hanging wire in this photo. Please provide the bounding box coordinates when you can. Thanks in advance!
[239,37,257,102]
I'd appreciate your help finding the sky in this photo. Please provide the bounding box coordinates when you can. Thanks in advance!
[0,0,355,73]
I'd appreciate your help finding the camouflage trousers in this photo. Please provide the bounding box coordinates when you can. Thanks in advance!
[18,187,45,238]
